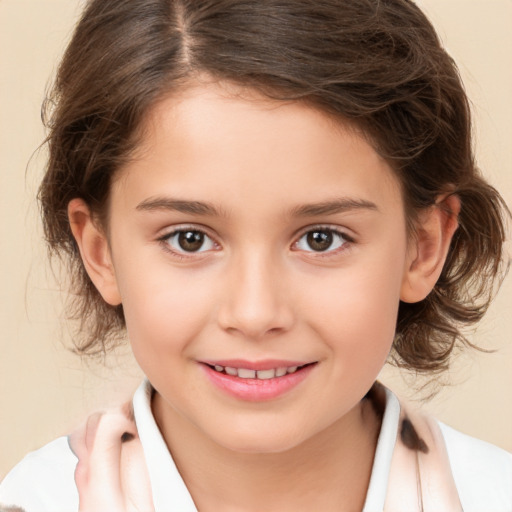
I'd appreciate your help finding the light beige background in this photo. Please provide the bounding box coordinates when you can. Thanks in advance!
[0,0,511,479]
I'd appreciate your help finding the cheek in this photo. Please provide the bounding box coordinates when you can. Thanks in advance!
[115,262,216,364]
[304,250,405,367]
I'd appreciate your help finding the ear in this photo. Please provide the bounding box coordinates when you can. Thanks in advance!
[400,194,460,303]
[68,198,122,306]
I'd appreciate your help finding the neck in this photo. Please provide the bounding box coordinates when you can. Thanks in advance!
[152,393,381,512]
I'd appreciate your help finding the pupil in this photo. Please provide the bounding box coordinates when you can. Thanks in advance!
[307,230,332,251]
[178,231,204,252]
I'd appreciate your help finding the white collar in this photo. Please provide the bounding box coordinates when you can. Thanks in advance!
[133,380,198,511]
[133,379,400,511]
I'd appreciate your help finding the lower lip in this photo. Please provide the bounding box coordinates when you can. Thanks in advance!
[201,364,316,402]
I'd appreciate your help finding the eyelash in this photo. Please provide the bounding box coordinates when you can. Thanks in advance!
[157,225,354,260]
[292,226,354,257]
[157,226,219,260]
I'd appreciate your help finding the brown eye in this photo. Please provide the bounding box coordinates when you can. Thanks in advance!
[295,228,347,253]
[306,230,333,252]
[164,229,216,253]
[178,231,205,252]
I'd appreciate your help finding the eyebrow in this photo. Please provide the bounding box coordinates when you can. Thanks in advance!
[290,198,379,217]
[136,196,378,218]
[136,197,224,216]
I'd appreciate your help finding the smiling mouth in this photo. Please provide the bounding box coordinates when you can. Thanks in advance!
[204,363,316,380]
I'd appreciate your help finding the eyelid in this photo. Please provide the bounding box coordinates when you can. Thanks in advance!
[291,225,355,254]
[157,224,221,258]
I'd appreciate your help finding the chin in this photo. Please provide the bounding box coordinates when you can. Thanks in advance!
[210,423,312,455]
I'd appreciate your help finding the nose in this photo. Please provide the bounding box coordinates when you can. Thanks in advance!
[217,251,295,340]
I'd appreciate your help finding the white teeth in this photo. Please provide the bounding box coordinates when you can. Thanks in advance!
[211,364,308,378]
[256,369,276,380]
[238,368,256,379]
[275,367,288,377]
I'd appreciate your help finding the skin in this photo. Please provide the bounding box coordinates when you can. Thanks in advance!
[69,81,459,511]
[70,405,153,512]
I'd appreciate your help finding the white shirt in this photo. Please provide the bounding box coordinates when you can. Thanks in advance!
[1,380,511,511]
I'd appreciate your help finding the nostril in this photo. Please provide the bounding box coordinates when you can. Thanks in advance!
[216,273,295,338]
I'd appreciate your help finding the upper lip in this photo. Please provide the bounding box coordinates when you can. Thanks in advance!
[200,359,315,371]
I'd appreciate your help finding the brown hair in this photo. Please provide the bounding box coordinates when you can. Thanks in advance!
[40,0,509,371]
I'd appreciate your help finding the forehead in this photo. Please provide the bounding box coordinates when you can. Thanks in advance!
[113,81,403,218]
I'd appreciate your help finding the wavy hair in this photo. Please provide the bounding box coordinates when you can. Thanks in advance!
[39,0,509,370]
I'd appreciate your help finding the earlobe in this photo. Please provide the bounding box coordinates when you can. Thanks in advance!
[400,194,460,304]
[68,198,122,306]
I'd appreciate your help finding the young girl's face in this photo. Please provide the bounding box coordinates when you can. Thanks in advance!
[91,81,415,453]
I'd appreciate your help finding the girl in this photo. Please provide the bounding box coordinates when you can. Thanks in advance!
[1,0,511,510]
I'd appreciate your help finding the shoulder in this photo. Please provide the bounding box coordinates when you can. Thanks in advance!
[0,436,78,512]
[438,422,512,512]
